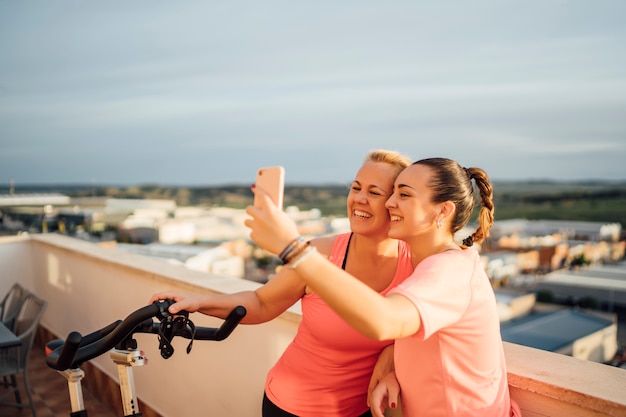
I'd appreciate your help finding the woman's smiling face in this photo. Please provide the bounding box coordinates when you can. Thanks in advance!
[385,163,441,241]
[347,160,397,238]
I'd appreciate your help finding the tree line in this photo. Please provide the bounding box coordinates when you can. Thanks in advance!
[8,180,626,228]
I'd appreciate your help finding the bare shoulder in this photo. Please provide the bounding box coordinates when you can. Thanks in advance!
[308,234,337,257]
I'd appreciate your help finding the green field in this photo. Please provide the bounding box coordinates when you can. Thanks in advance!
[491,181,626,227]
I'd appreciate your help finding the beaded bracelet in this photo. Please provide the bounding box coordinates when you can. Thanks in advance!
[289,246,317,269]
[284,241,310,264]
[279,236,305,264]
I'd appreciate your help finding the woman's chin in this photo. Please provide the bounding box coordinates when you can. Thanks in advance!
[387,228,403,240]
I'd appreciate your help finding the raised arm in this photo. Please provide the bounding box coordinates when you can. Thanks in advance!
[245,187,421,340]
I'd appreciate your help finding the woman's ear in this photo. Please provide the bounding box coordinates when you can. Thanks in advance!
[440,201,456,221]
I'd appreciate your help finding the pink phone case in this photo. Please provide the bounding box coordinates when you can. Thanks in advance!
[255,166,285,209]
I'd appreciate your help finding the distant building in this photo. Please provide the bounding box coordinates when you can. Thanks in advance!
[501,308,618,363]
[535,261,626,310]
[0,193,72,235]
[495,289,536,322]
[491,219,622,245]
[113,242,244,279]
[0,193,71,207]
[485,219,625,277]
[482,251,519,286]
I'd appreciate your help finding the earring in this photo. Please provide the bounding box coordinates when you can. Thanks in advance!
[436,219,442,229]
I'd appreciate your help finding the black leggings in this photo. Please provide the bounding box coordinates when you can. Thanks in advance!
[262,393,373,417]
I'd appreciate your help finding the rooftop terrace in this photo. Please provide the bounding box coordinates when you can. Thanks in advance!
[2,233,626,417]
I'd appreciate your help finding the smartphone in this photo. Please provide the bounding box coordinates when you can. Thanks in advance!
[255,166,285,210]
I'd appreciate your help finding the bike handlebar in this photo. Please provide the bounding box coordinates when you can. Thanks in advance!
[46,300,247,371]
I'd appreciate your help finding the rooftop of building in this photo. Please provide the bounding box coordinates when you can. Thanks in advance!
[2,233,625,417]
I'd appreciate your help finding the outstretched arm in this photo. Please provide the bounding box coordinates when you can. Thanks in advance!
[245,187,421,340]
[149,258,307,324]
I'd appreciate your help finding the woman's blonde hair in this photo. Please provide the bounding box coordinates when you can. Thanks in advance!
[364,149,412,177]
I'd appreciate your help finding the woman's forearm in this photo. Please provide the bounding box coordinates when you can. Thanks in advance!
[291,250,420,340]
[202,265,307,324]
[196,291,266,324]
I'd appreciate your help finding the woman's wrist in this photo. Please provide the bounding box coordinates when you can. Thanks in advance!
[279,236,314,264]
[288,245,317,269]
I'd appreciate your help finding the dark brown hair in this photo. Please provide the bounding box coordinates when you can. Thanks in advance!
[414,157,494,246]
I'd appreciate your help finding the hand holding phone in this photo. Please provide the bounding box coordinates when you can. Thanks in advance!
[255,166,285,210]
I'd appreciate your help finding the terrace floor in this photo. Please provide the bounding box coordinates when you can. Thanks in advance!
[1,342,117,417]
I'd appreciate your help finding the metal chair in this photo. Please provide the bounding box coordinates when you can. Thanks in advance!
[0,283,30,390]
[0,283,30,331]
[0,292,48,417]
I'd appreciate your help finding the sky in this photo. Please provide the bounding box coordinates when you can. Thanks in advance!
[1,1,625,187]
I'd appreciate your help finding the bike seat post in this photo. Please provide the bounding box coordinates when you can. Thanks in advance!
[58,368,88,416]
[110,348,147,417]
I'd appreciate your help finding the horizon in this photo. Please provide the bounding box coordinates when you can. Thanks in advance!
[3,177,626,191]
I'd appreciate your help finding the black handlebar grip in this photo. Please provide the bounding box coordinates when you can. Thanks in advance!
[79,320,121,346]
[215,305,247,340]
[47,303,162,371]
[195,305,247,341]
[69,303,161,367]
[47,331,82,370]
[45,320,121,370]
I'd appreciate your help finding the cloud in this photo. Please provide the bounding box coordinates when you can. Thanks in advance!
[1,1,625,185]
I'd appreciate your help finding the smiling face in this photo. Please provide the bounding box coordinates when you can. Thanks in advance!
[385,163,442,242]
[347,160,398,238]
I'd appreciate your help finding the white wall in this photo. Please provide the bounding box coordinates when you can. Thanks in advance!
[0,235,34,296]
[10,234,299,417]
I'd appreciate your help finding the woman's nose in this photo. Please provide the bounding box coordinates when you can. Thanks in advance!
[355,190,368,203]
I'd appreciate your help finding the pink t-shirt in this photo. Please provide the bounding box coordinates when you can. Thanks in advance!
[265,233,414,416]
[389,249,519,417]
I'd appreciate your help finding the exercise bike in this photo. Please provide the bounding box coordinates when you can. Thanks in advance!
[46,299,246,417]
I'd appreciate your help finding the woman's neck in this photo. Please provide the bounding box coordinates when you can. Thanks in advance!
[406,233,458,267]
[351,233,399,258]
